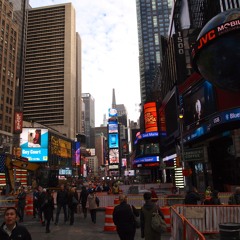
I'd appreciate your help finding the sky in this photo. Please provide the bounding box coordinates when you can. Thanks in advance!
[29,0,141,127]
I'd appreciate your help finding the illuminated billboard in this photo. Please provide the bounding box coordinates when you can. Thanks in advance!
[51,135,72,158]
[144,102,158,132]
[108,108,118,117]
[181,81,216,127]
[20,128,48,162]
[108,121,118,133]
[109,149,119,164]
[75,142,80,166]
[108,133,119,148]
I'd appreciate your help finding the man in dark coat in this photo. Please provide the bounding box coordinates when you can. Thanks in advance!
[42,189,55,233]
[184,186,201,204]
[79,186,88,218]
[16,187,26,222]
[55,184,68,225]
[113,194,138,240]
[0,207,32,240]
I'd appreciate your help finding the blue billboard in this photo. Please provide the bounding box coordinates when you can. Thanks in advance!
[108,133,119,148]
[20,128,48,162]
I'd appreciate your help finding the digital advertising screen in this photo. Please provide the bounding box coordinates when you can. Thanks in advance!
[74,142,80,166]
[109,148,119,164]
[59,168,72,175]
[144,102,158,133]
[108,108,118,117]
[108,133,119,148]
[20,128,48,162]
[182,81,216,127]
[108,121,118,133]
[51,135,72,158]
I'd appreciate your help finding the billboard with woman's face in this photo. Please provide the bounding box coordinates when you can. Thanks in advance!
[20,128,48,162]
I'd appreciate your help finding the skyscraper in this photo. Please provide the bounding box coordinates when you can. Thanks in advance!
[136,0,172,104]
[24,3,80,139]
[9,0,30,109]
[0,0,19,152]
[82,93,95,148]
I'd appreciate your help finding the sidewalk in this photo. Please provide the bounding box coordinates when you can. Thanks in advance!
[0,210,172,240]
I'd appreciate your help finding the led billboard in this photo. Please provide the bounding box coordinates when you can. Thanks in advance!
[108,121,118,133]
[74,142,80,166]
[20,128,48,162]
[108,133,119,148]
[51,136,72,158]
[144,102,158,132]
[181,81,216,127]
[109,149,119,164]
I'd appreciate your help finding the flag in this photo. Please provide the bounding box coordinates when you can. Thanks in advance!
[0,154,6,173]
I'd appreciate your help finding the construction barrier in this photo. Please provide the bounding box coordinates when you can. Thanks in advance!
[103,206,116,232]
[25,195,33,216]
[173,204,240,234]
[114,198,120,206]
[160,206,171,232]
[171,207,206,240]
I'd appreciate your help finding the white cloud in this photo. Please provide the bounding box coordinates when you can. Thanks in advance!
[29,0,141,126]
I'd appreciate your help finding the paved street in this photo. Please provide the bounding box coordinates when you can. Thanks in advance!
[0,210,171,240]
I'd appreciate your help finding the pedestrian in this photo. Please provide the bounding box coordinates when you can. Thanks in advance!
[113,194,138,240]
[184,186,201,204]
[16,187,26,222]
[37,186,46,225]
[87,189,98,223]
[0,207,32,240]
[112,183,120,194]
[150,187,158,203]
[228,186,240,204]
[42,189,54,233]
[140,192,165,240]
[205,186,212,199]
[68,187,78,225]
[55,184,68,225]
[79,186,88,218]
[204,190,221,205]
[33,187,39,219]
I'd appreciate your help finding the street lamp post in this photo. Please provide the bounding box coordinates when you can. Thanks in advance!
[179,112,192,191]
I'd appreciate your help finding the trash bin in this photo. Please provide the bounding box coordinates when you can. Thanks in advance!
[219,223,240,240]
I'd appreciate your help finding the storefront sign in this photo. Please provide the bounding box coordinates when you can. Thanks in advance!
[184,147,204,162]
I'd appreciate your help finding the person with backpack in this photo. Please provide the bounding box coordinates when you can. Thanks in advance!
[140,192,165,240]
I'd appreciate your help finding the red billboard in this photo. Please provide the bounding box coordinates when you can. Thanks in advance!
[144,102,158,132]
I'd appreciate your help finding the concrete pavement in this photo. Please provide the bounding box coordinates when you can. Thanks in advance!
[0,210,172,240]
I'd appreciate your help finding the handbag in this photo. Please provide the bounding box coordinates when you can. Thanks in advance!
[72,196,78,205]
[131,205,140,228]
[95,196,100,207]
[151,209,167,233]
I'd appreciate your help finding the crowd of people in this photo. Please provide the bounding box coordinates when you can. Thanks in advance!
[2,181,240,240]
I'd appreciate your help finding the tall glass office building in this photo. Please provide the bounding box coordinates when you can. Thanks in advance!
[136,0,172,104]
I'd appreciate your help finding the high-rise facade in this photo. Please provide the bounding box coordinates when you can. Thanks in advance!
[9,0,30,109]
[82,93,95,148]
[0,0,19,152]
[136,0,172,104]
[24,3,80,139]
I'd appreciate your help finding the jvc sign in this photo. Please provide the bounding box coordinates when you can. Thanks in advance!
[184,147,204,162]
